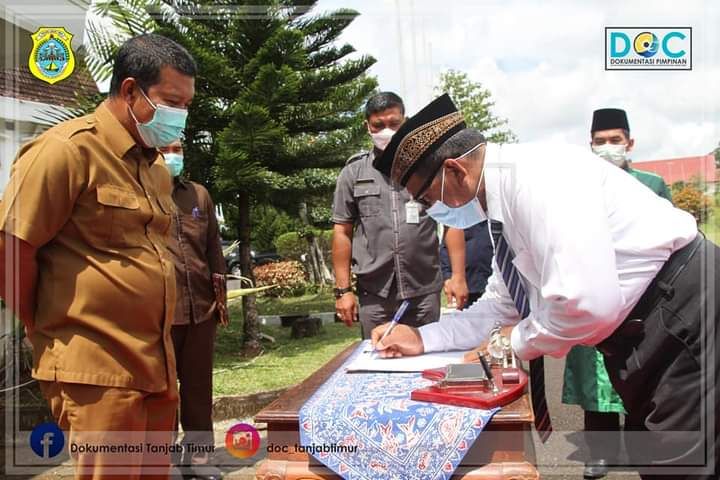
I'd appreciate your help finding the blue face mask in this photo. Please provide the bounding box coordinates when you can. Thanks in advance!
[425,144,487,229]
[129,87,188,148]
[163,153,184,177]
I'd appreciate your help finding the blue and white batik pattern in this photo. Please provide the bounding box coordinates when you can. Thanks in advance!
[299,341,499,480]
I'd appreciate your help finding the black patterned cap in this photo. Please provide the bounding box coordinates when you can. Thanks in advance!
[373,93,466,187]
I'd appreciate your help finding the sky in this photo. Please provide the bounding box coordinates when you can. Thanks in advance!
[314,0,720,162]
[6,0,715,163]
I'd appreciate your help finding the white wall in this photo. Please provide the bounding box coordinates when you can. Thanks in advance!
[0,95,52,194]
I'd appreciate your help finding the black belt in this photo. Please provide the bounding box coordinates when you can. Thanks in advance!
[597,233,704,356]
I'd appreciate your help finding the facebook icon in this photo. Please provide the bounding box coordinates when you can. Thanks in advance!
[30,422,64,458]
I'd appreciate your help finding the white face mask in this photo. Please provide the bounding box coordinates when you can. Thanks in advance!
[369,128,395,151]
[425,143,488,229]
[592,143,627,167]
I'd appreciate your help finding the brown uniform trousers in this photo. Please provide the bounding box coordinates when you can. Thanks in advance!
[39,382,177,479]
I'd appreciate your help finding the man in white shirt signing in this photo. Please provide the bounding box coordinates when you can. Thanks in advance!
[371,93,718,480]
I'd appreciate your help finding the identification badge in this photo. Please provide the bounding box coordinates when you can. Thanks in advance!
[405,201,420,224]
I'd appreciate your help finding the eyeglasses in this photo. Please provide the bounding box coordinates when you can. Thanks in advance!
[412,142,486,209]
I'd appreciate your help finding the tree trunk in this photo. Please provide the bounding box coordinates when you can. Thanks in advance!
[298,202,323,285]
[238,191,262,357]
[305,248,318,284]
[312,236,333,283]
[309,238,323,286]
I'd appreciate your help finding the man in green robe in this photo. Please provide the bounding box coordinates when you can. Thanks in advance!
[562,108,672,479]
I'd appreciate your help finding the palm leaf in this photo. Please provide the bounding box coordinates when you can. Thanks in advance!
[84,18,121,82]
[227,285,277,301]
[222,240,240,257]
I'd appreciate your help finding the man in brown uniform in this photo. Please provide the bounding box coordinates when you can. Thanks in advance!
[0,34,196,479]
[160,140,226,480]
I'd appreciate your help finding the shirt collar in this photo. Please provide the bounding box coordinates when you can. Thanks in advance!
[482,143,506,224]
[174,176,189,189]
[95,102,160,165]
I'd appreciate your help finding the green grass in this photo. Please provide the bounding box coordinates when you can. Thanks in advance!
[213,305,357,396]
[255,290,335,316]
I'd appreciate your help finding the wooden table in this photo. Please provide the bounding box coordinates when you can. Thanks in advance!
[255,342,539,479]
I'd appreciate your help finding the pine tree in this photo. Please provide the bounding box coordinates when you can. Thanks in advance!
[53,1,375,356]
[155,1,377,355]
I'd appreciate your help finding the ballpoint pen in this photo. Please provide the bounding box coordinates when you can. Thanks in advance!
[374,299,410,352]
[478,352,500,394]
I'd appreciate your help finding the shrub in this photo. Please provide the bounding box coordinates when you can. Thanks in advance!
[673,184,713,224]
[274,232,306,260]
[251,206,301,252]
[274,229,334,263]
[253,260,308,297]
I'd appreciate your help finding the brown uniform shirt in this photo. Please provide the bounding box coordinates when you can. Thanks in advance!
[166,178,225,325]
[0,102,177,393]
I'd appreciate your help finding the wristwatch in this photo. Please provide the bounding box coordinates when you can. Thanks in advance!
[334,286,353,299]
[487,325,509,360]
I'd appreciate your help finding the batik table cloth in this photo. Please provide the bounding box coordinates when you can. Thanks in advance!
[299,341,500,480]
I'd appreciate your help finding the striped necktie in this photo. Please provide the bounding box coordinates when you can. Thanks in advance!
[490,221,553,442]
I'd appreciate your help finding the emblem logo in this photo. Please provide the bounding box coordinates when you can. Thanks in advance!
[28,27,76,84]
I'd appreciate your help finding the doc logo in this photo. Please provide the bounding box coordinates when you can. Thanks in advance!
[633,32,658,57]
[605,27,691,70]
[30,422,64,458]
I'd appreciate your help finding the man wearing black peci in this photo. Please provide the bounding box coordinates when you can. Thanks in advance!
[371,93,719,479]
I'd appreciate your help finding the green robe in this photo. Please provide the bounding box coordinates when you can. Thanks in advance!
[627,167,673,202]
[562,345,626,412]
[561,165,671,413]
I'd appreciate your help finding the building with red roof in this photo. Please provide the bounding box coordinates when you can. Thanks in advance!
[633,154,718,192]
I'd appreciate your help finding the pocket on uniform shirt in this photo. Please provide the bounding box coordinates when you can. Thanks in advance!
[95,184,141,247]
[353,180,381,217]
[97,184,140,210]
[154,195,175,236]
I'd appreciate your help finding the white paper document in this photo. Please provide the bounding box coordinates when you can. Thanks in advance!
[346,341,471,372]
